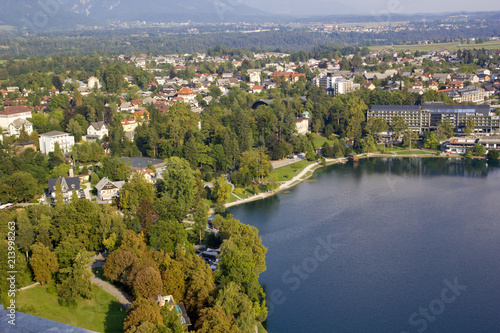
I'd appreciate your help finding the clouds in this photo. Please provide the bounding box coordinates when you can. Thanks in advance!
[244,0,500,16]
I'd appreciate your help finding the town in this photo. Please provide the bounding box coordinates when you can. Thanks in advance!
[0,38,500,332]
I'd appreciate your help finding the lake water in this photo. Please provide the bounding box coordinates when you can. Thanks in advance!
[229,158,500,333]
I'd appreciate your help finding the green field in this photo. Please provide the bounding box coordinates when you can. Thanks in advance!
[271,160,312,182]
[16,282,126,333]
[309,133,336,149]
[368,40,500,52]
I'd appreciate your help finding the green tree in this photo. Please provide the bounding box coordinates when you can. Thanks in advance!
[0,171,40,203]
[57,251,94,307]
[423,132,440,150]
[215,282,257,332]
[464,150,473,159]
[157,157,196,220]
[30,243,59,285]
[239,148,271,183]
[213,176,232,203]
[464,119,475,137]
[193,202,209,245]
[361,135,377,153]
[148,220,187,255]
[436,120,454,140]
[402,131,418,149]
[391,116,408,140]
[66,119,84,141]
[55,178,64,207]
[472,143,486,156]
[487,149,500,160]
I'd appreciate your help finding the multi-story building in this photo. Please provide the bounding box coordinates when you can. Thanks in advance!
[0,106,32,130]
[87,121,109,139]
[367,103,499,135]
[39,131,75,154]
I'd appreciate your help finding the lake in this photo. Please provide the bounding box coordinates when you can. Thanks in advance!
[229,158,500,333]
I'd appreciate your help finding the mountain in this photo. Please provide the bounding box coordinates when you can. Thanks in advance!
[0,0,274,31]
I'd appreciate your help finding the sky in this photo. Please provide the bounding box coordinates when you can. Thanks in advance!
[243,0,500,16]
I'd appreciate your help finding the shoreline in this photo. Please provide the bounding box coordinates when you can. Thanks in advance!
[225,152,477,209]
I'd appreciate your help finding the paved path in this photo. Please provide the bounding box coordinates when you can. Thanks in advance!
[226,158,344,208]
[90,256,133,310]
[271,156,305,169]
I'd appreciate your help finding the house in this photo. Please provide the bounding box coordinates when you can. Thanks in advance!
[48,177,81,202]
[87,121,108,139]
[428,81,440,91]
[16,141,37,153]
[252,85,264,93]
[445,81,464,90]
[247,69,261,84]
[121,118,138,133]
[443,138,478,154]
[87,76,101,89]
[0,105,32,130]
[39,131,75,154]
[156,295,192,328]
[361,81,376,90]
[8,118,33,137]
[295,117,310,135]
[120,102,133,113]
[134,110,150,121]
[176,87,196,100]
[122,157,166,174]
[95,177,125,201]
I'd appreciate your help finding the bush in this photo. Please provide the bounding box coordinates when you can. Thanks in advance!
[464,150,473,159]
[233,188,244,195]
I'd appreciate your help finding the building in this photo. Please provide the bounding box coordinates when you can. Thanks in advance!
[87,76,101,89]
[367,103,499,135]
[8,118,33,137]
[87,121,108,139]
[443,138,478,154]
[478,137,500,150]
[317,74,356,95]
[0,105,32,130]
[47,177,81,202]
[39,131,75,154]
[95,177,125,201]
[295,116,310,135]
[121,118,138,133]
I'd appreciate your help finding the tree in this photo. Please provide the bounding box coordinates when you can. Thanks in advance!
[402,131,418,149]
[239,148,271,183]
[157,157,196,220]
[57,251,94,307]
[104,250,138,284]
[101,157,131,181]
[464,119,475,137]
[90,172,100,187]
[67,119,84,141]
[195,305,238,333]
[16,210,35,260]
[132,266,163,299]
[30,243,59,285]
[391,116,408,140]
[213,176,232,203]
[436,120,454,141]
[366,118,388,140]
[215,282,257,332]
[148,220,187,255]
[487,149,500,160]
[472,143,486,156]
[464,150,473,159]
[0,171,40,203]
[423,132,440,150]
[193,202,209,245]
[55,178,64,207]
[361,135,377,153]
[123,298,163,331]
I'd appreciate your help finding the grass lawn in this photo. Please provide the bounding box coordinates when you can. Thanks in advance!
[16,282,126,333]
[309,133,336,149]
[258,322,268,333]
[271,160,312,182]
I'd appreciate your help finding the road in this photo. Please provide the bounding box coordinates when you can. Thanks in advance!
[271,156,305,169]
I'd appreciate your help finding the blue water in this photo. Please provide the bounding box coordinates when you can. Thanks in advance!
[229,158,500,333]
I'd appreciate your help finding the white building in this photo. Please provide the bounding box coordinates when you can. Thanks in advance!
[87,76,101,89]
[0,106,32,130]
[8,119,33,137]
[39,131,75,154]
[95,177,125,201]
[87,121,108,139]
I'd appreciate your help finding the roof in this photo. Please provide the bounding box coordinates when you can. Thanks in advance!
[0,105,32,115]
[0,304,97,333]
[95,177,125,192]
[177,87,195,95]
[9,118,32,129]
[370,105,421,112]
[90,121,105,130]
[120,157,165,170]
[48,177,80,194]
[41,131,70,137]
[422,102,490,116]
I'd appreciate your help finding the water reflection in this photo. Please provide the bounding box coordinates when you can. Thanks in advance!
[330,157,499,179]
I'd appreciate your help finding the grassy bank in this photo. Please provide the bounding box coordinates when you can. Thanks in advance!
[271,160,313,181]
[16,282,126,333]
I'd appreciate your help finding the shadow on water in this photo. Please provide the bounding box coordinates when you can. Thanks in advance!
[317,157,500,180]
